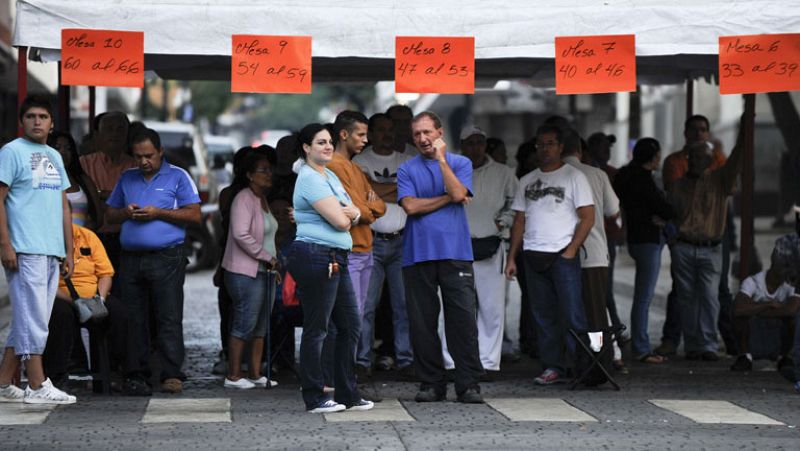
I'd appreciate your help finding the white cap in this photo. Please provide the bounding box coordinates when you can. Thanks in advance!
[459,125,486,141]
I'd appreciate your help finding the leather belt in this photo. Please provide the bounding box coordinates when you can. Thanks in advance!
[678,237,722,247]
[374,229,403,240]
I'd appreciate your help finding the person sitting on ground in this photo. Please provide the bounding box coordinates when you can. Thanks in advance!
[730,236,800,373]
[42,213,127,388]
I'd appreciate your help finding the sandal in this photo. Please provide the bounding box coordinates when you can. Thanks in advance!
[638,353,668,364]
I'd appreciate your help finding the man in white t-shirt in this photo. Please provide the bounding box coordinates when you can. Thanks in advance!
[730,237,800,372]
[353,113,414,377]
[505,124,595,386]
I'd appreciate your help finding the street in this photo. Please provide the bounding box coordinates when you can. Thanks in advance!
[0,220,799,450]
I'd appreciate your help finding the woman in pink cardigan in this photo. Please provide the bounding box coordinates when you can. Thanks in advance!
[221,151,280,389]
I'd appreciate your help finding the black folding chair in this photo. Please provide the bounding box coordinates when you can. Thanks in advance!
[568,324,625,391]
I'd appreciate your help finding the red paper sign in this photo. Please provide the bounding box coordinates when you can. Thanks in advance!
[395,37,474,94]
[719,34,800,94]
[554,35,636,95]
[231,35,312,94]
[61,29,144,88]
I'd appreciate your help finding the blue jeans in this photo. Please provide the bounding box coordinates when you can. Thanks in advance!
[287,241,361,409]
[628,243,664,357]
[523,252,588,375]
[348,251,373,316]
[121,246,187,382]
[225,270,276,340]
[671,242,722,353]
[357,234,413,368]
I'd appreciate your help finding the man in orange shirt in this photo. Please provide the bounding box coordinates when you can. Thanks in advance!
[328,111,386,382]
[656,115,732,357]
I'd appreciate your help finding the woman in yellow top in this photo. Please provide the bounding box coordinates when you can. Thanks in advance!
[41,221,126,388]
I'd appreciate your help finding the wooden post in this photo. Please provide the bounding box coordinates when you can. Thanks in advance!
[738,94,756,280]
[17,46,28,137]
[686,77,694,117]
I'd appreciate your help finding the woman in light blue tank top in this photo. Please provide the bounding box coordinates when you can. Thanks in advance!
[287,123,373,413]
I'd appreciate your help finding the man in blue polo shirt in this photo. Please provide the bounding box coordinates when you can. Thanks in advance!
[106,127,201,396]
[397,111,483,404]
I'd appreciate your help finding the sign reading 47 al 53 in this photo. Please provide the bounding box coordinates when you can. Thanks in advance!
[61,29,144,88]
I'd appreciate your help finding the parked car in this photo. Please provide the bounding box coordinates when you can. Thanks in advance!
[204,134,238,193]
[145,121,219,272]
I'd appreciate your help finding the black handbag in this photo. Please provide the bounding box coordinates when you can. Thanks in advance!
[471,236,502,261]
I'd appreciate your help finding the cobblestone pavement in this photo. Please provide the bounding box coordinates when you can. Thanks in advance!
[0,219,798,450]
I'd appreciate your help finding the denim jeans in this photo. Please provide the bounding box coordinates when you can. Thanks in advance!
[357,234,413,368]
[348,251,374,317]
[287,240,361,409]
[671,242,722,353]
[628,243,664,357]
[225,270,276,340]
[121,246,187,382]
[523,252,588,375]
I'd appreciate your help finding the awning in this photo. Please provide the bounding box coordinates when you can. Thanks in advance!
[12,0,800,85]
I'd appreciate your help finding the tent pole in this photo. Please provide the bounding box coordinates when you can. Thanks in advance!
[685,77,694,117]
[738,94,756,280]
[57,63,71,132]
[17,46,28,137]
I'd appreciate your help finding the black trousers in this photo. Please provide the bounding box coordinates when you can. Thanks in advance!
[43,295,127,377]
[403,260,483,395]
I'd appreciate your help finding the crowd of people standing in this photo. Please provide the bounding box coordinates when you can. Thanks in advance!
[1,94,799,411]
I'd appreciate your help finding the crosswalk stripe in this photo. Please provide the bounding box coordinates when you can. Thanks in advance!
[649,400,784,425]
[486,398,597,422]
[141,398,231,424]
[0,404,56,425]
[324,398,415,422]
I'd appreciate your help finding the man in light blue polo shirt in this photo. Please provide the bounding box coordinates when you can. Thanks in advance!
[106,127,201,396]
[397,111,483,404]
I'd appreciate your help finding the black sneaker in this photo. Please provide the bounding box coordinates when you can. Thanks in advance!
[456,386,484,404]
[730,355,753,371]
[123,378,152,396]
[414,387,446,402]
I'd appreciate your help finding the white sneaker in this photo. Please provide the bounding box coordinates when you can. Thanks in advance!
[0,384,25,403]
[309,400,345,413]
[347,399,374,411]
[23,378,77,405]
[224,378,255,389]
[247,376,278,388]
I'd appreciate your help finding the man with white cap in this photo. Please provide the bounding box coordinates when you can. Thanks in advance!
[446,125,517,377]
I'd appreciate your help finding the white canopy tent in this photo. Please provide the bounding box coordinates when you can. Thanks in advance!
[11,0,800,275]
[12,0,800,85]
